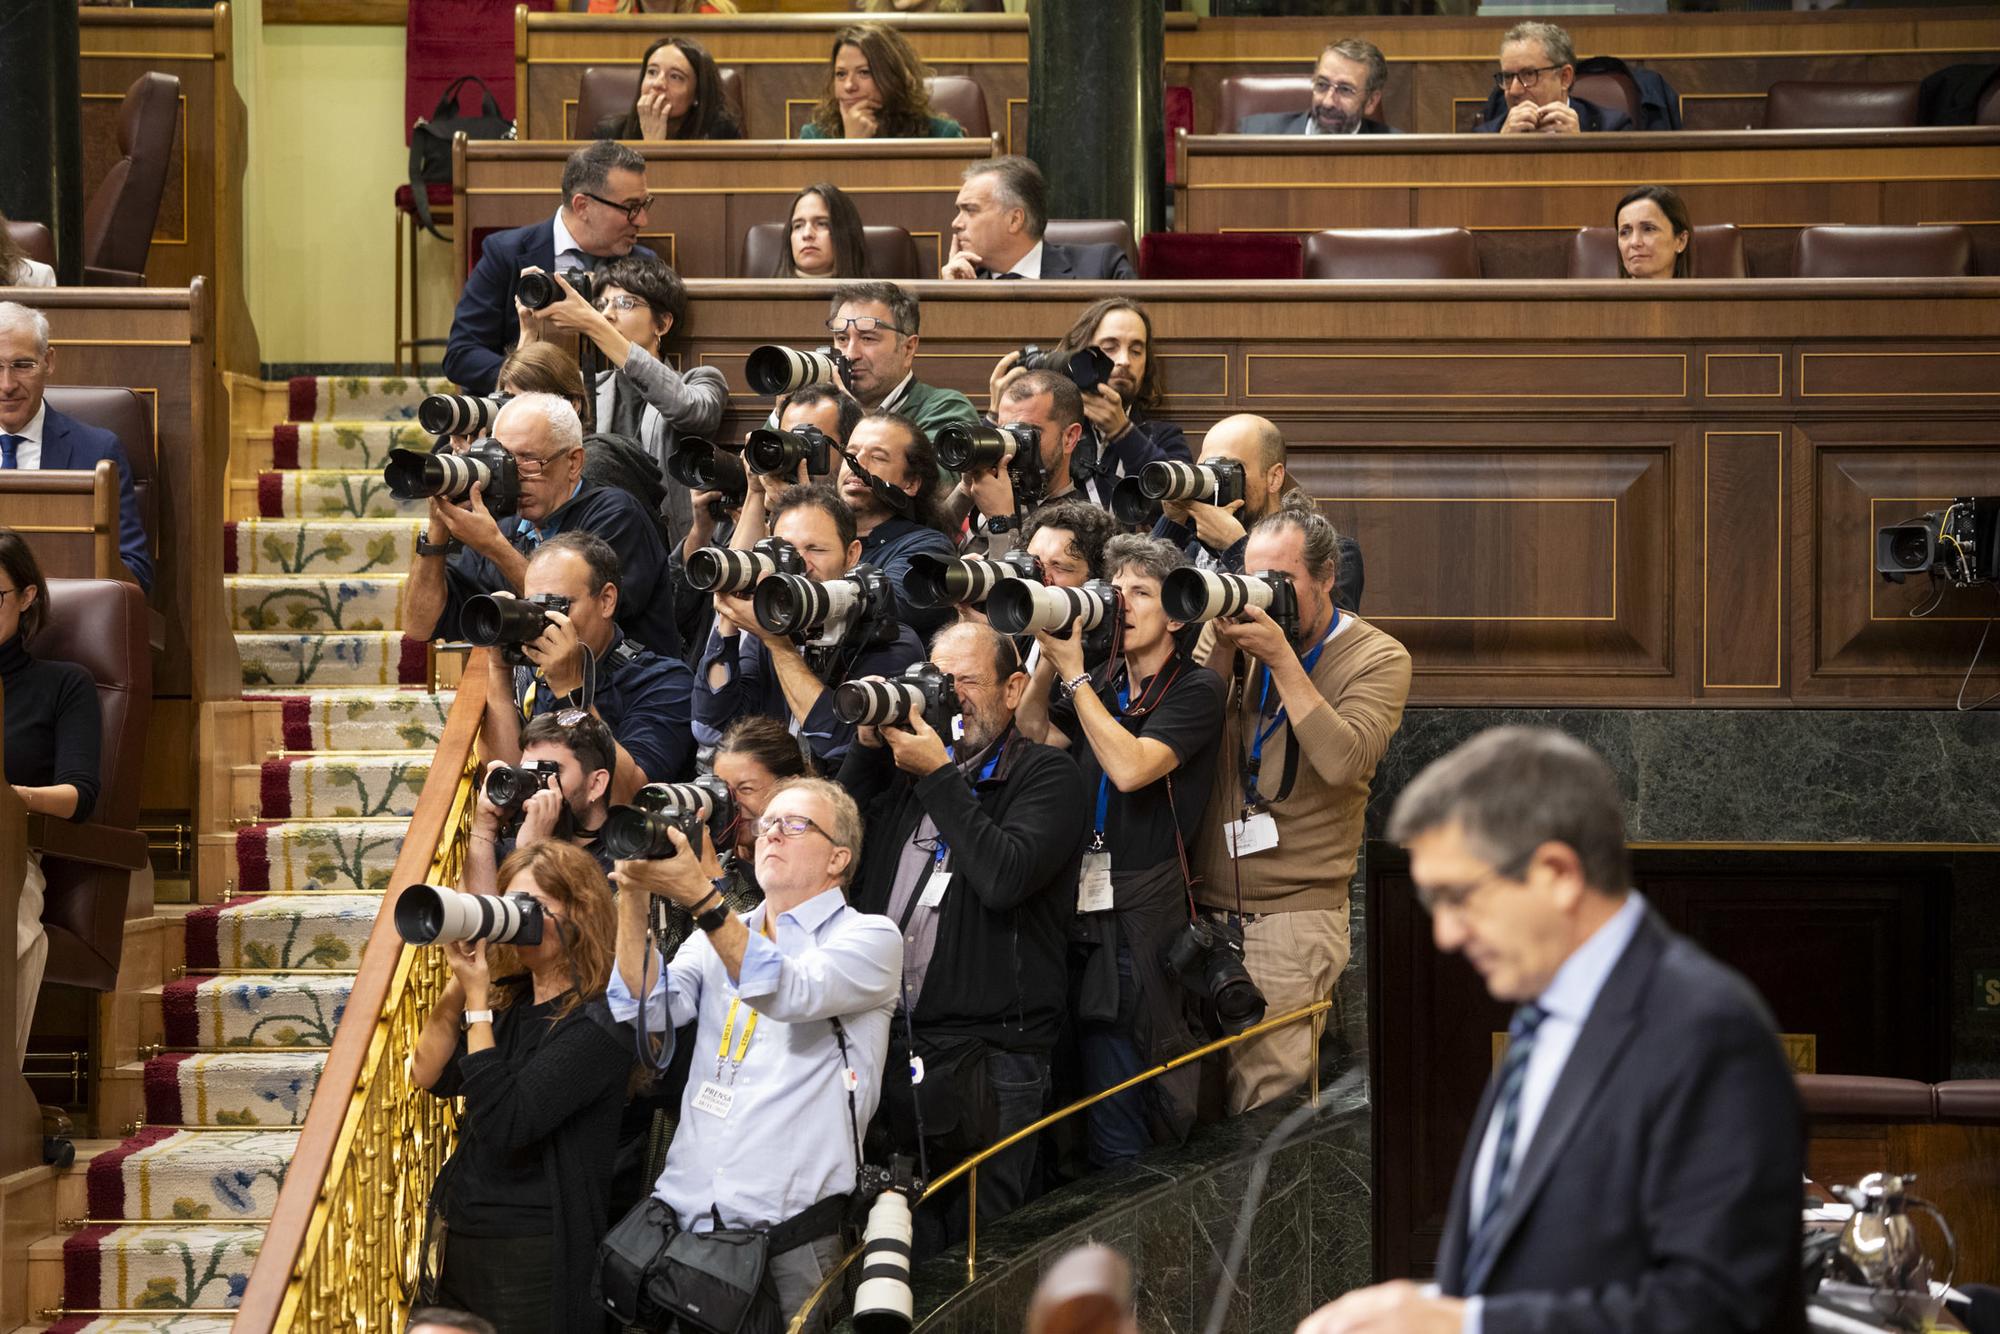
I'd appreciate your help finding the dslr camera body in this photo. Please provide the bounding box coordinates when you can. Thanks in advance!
[1161,568,1301,642]
[517,267,594,311]
[1166,915,1267,1036]
[685,537,806,597]
[383,439,522,518]
[901,548,1043,610]
[667,437,749,516]
[482,758,563,829]
[754,564,900,650]
[1019,343,1114,397]
[833,661,959,735]
[745,423,836,478]
[1139,457,1247,511]
[462,592,572,666]
[602,774,736,861]
[935,421,1052,511]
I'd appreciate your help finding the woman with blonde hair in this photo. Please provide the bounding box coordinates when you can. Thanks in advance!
[800,23,964,139]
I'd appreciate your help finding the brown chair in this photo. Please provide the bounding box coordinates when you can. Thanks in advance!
[1764,80,1922,130]
[1305,228,1481,280]
[1572,71,1643,126]
[1138,232,1303,280]
[1564,224,1747,279]
[7,221,54,269]
[43,386,158,571]
[1796,1074,1937,1121]
[1790,225,1972,278]
[32,578,152,993]
[924,76,990,140]
[739,221,926,280]
[1217,75,1313,133]
[1044,219,1139,271]
[1980,77,2000,126]
[82,72,181,286]
[575,64,745,138]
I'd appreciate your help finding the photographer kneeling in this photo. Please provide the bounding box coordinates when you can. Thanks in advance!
[606,778,901,1334]
[1016,536,1226,1167]
[411,841,634,1334]
[477,532,694,803]
[838,621,1087,1249]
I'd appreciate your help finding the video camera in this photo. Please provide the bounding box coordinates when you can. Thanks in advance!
[1019,344,1114,397]
[394,883,544,947]
[833,662,959,735]
[1162,568,1300,641]
[685,537,806,596]
[935,421,1051,510]
[383,439,522,517]
[601,775,735,861]
[753,565,900,649]
[1877,497,1999,587]
[901,549,1043,610]
[667,438,749,517]
[745,345,851,397]
[461,592,572,667]
[517,267,594,311]
[745,423,837,478]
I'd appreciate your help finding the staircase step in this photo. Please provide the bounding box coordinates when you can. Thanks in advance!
[184,893,374,972]
[158,973,350,1049]
[143,1051,326,1128]
[224,517,422,575]
[39,1316,237,1333]
[271,419,436,470]
[84,1127,297,1221]
[242,687,451,752]
[254,469,424,519]
[236,631,427,688]
[226,573,408,634]
[288,372,450,423]
[232,819,407,895]
[58,1223,265,1313]
[253,754,431,821]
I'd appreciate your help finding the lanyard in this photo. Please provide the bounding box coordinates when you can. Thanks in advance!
[1242,614,1339,809]
[1088,678,1132,851]
[712,913,776,1082]
[931,743,1005,868]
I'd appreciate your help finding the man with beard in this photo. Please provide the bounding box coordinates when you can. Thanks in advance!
[1236,40,1399,136]
[464,711,620,893]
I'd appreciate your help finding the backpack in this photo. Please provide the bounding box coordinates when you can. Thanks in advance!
[408,75,516,240]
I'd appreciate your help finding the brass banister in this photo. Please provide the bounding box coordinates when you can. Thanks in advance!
[232,650,491,1332]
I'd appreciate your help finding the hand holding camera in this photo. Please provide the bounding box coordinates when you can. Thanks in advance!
[516,782,568,848]
[987,349,1029,406]
[1033,618,1087,684]
[516,267,602,338]
[613,843,713,908]
[426,484,509,562]
[519,607,585,695]
[1211,601,1293,665]
[880,707,952,778]
[1080,383,1131,442]
[443,938,492,1009]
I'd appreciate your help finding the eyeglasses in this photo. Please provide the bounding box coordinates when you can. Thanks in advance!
[1493,65,1561,90]
[595,294,647,314]
[1,358,44,377]
[0,588,17,600]
[825,316,904,337]
[754,812,835,843]
[582,191,653,223]
[1312,81,1364,100]
[507,446,570,478]
[1413,855,1531,917]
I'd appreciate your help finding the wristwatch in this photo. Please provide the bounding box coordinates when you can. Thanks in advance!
[693,889,732,934]
[416,536,462,557]
[462,1009,495,1029]
[1061,671,1094,699]
[985,514,1019,534]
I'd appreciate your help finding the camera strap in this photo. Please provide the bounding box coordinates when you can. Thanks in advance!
[838,446,915,519]
[1240,618,1336,811]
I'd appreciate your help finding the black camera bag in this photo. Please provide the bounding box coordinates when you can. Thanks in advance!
[597,1198,784,1334]
[408,75,515,240]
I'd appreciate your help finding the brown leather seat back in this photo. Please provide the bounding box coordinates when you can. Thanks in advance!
[1764,80,1921,129]
[1305,228,1481,280]
[1044,219,1139,270]
[83,72,181,283]
[924,76,990,140]
[577,63,744,137]
[1564,223,1747,279]
[1218,76,1313,131]
[7,221,54,268]
[1790,224,1972,278]
[740,221,926,280]
[1572,71,1642,124]
[43,386,157,567]
[34,578,151,991]
[1796,1073,1936,1121]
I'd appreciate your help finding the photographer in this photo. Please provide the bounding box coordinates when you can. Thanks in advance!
[800,283,979,443]
[1013,536,1224,1165]
[709,715,812,908]
[838,620,1087,1247]
[404,392,683,660]
[1151,413,1363,612]
[1193,508,1409,1113]
[516,254,728,553]
[1016,499,1115,592]
[412,841,633,1334]
[608,778,901,1333]
[478,533,694,803]
[990,299,1190,504]
[950,370,1088,559]
[692,482,923,769]
[466,712,619,896]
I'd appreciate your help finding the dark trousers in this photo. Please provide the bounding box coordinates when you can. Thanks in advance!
[914,1048,1050,1256]
[433,1231,553,1334]
[1079,942,1149,1167]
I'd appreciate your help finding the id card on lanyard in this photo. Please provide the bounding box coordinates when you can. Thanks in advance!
[919,743,1005,911]
[1230,614,1341,855]
[692,913,777,1119]
[1077,677,1129,913]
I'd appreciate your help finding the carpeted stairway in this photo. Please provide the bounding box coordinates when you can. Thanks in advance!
[43,377,454,1330]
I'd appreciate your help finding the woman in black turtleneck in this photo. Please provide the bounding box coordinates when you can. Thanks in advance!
[1,529,101,1062]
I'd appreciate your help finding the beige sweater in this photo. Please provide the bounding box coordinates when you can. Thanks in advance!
[1192,616,1412,916]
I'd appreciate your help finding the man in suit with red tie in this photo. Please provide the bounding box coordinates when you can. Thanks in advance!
[1297,726,1803,1334]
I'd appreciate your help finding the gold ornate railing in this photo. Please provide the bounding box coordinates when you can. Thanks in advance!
[787,997,1336,1334]
[233,653,490,1332]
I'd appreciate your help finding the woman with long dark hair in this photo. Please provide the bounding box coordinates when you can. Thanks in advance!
[1614,184,1693,280]
[799,24,963,139]
[412,840,633,1334]
[599,36,741,141]
[771,183,869,279]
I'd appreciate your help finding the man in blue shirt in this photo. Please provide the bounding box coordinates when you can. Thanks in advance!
[476,531,694,801]
[405,392,681,659]
[1297,727,1802,1334]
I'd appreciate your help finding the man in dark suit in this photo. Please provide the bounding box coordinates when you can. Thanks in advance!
[0,303,152,591]
[1298,726,1803,1334]
[443,140,657,396]
[1474,22,1633,135]
[1235,39,1399,136]
[940,156,1135,282]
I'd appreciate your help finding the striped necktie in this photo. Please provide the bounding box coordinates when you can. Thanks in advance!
[1464,1002,1547,1285]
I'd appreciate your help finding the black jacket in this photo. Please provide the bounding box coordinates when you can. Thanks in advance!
[1234,111,1399,135]
[1041,242,1137,281]
[1435,910,1805,1334]
[839,729,1086,1053]
[1474,93,1633,134]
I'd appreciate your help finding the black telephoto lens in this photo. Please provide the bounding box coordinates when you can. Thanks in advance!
[461,594,553,647]
[601,807,686,860]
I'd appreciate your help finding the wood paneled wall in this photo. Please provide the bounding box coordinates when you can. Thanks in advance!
[1176,128,2000,278]
[672,277,2000,708]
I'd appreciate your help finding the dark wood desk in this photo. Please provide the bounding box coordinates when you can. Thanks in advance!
[676,277,2000,708]
[451,137,998,282]
[1175,128,2000,278]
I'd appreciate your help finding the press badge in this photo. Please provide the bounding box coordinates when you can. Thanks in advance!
[918,870,951,909]
[1077,851,1114,913]
[1225,811,1279,857]
[691,1080,736,1119]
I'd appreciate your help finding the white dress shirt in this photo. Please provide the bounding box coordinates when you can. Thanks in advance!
[10,258,55,287]
[551,209,588,272]
[1461,891,1648,1332]
[3,401,47,469]
[1002,241,1045,279]
[607,886,902,1231]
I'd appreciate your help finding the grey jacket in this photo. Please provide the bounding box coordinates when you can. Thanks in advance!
[599,345,729,553]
